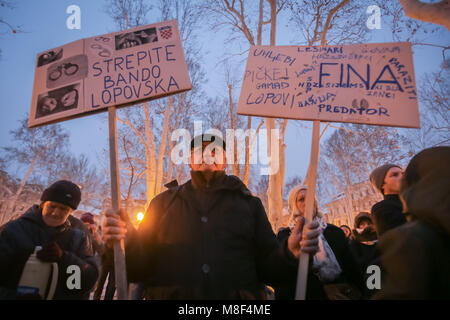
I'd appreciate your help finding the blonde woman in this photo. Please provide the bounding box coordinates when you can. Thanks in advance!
[274,185,363,300]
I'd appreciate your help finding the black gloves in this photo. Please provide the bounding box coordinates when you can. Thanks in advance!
[36,241,64,263]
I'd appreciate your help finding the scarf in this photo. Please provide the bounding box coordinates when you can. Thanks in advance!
[289,216,342,283]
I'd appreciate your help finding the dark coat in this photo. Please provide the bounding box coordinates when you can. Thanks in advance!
[0,205,99,300]
[274,224,364,300]
[125,171,299,300]
[374,147,450,299]
[348,238,380,299]
[374,221,450,299]
[371,194,406,237]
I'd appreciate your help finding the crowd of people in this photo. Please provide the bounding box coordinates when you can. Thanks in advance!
[0,134,448,300]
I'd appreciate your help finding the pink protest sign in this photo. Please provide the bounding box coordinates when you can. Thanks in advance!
[237,42,420,128]
[29,20,191,128]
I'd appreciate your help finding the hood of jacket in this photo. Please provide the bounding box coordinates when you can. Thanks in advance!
[401,146,450,236]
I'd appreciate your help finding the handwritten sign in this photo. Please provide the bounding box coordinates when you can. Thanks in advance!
[28,20,191,128]
[237,42,420,128]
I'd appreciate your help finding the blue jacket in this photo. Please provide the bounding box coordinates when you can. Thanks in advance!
[0,205,99,299]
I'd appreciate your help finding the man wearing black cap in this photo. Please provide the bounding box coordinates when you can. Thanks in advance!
[0,180,99,299]
[103,134,321,300]
[369,164,407,237]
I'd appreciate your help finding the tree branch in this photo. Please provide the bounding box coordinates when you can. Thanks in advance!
[399,0,450,31]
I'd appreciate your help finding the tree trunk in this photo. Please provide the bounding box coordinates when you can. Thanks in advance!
[243,116,251,186]
[155,97,174,195]
[265,0,286,231]
[144,103,157,210]
[228,84,240,178]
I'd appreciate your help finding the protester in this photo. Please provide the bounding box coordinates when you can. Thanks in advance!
[274,186,363,300]
[0,180,99,300]
[340,225,353,241]
[348,212,379,298]
[80,212,105,299]
[80,212,104,258]
[370,164,406,236]
[374,147,450,299]
[102,134,321,300]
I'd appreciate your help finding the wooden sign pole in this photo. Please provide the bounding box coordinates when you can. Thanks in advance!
[295,120,321,300]
[108,106,128,300]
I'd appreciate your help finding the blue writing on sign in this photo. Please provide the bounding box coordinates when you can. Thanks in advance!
[253,48,296,66]
[318,63,404,92]
[318,104,390,117]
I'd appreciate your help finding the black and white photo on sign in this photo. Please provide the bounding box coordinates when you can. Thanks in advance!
[35,83,80,119]
[46,55,88,89]
[115,27,158,50]
[37,48,63,67]
[90,36,113,58]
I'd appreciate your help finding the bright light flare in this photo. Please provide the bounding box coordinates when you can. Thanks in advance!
[137,212,144,222]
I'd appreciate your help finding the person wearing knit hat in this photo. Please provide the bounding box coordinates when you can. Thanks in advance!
[0,180,99,300]
[369,164,406,237]
[39,180,81,228]
[374,146,450,299]
[347,211,379,299]
[369,164,402,196]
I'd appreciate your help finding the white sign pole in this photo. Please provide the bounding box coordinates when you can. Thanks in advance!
[108,106,128,300]
[295,119,321,300]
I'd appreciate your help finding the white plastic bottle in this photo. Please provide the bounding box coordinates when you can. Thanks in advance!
[17,246,59,300]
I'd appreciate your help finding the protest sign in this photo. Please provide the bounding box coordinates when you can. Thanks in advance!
[28,20,191,128]
[237,42,419,128]
[27,20,191,299]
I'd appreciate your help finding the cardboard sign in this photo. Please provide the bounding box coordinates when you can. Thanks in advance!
[237,42,420,128]
[29,20,191,128]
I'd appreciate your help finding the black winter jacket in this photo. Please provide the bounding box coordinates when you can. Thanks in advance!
[274,224,363,300]
[0,205,99,300]
[371,194,406,237]
[374,147,450,299]
[125,171,299,299]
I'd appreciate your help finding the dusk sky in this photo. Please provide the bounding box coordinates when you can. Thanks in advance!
[0,0,448,184]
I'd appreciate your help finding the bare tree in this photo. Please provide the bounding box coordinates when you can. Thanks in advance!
[104,0,151,30]
[47,154,109,212]
[287,0,370,46]
[318,123,411,222]
[0,1,24,59]
[0,116,70,224]
[405,68,450,150]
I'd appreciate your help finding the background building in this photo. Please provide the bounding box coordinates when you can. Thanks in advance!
[324,180,382,228]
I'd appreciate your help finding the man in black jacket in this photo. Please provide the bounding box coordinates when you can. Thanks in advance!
[370,164,406,237]
[0,180,99,300]
[103,134,321,299]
